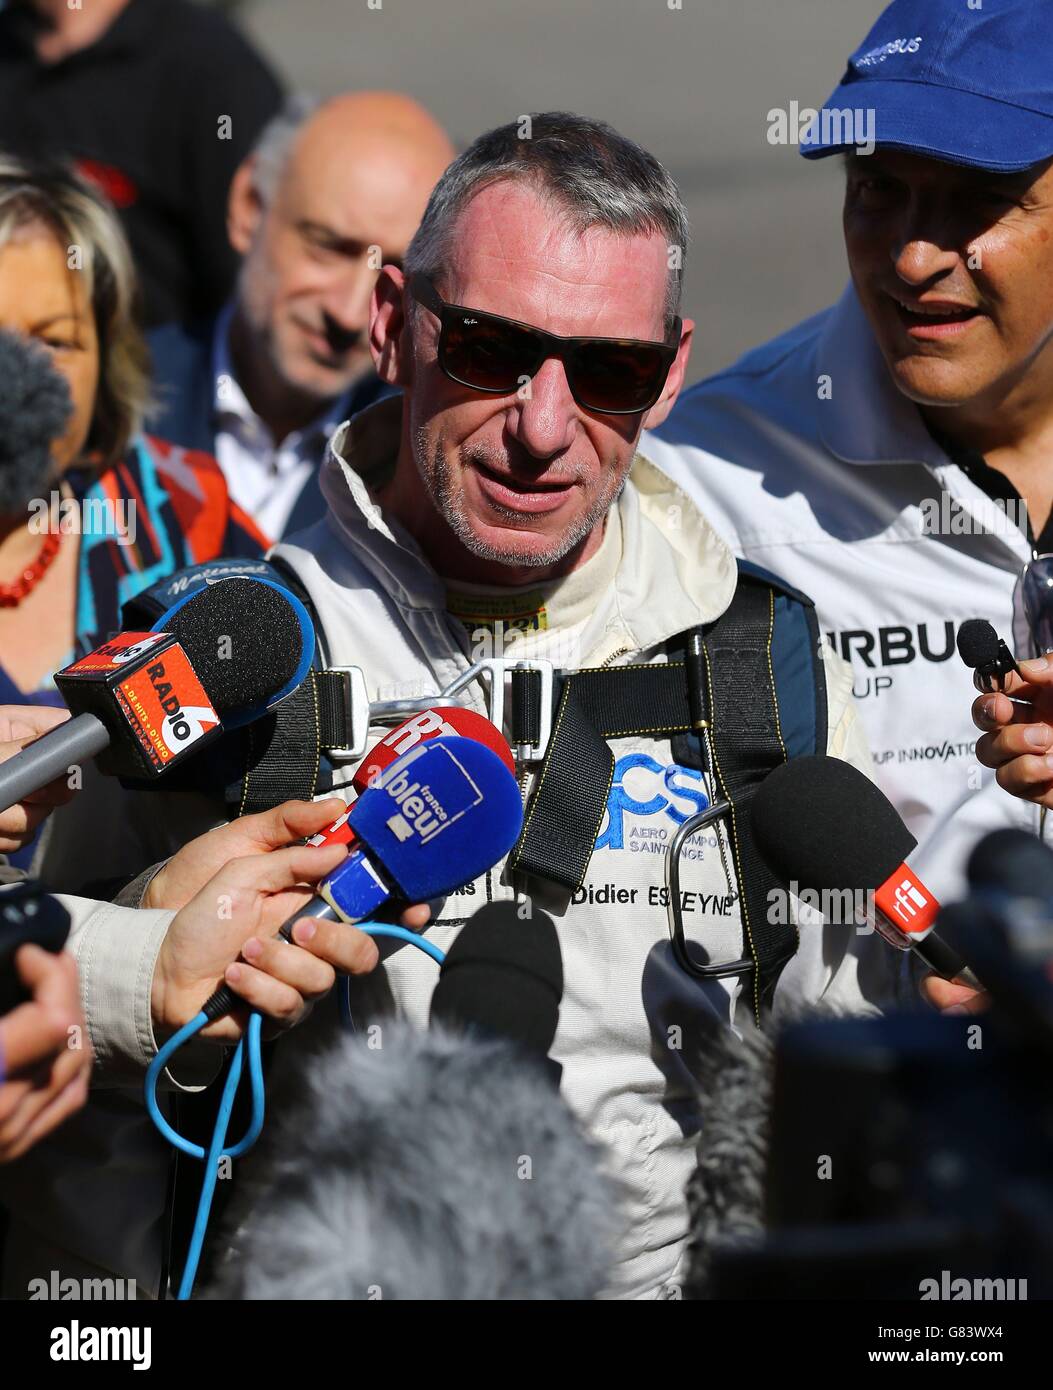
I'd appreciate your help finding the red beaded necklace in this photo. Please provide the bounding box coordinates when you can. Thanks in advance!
[0,527,62,608]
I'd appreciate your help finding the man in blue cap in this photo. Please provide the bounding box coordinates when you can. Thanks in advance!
[645,0,1053,986]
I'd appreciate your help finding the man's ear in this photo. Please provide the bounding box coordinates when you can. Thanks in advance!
[370,266,414,388]
[642,318,694,432]
[227,157,264,257]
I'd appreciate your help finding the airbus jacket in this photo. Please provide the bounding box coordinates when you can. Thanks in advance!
[645,285,1038,903]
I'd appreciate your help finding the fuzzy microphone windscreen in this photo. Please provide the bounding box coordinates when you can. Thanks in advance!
[684,1002,847,1299]
[684,1018,775,1298]
[0,329,73,516]
[164,578,304,714]
[205,1020,622,1301]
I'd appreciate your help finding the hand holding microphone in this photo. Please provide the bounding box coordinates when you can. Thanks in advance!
[147,732,524,1300]
[147,708,515,1035]
[954,617,1053,806]
[0,705,77,853]
[0,943,92,1163]
[0,882,91,1162]
[969,657,1053,809]
[150,833,387,1044]
[199,732,524,1021]
[143,797,354,913]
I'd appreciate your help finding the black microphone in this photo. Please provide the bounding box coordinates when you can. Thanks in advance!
[207,903,621,1300]
[0,577,312,809]
[429,901,564,1058]
[967,828,1053,900]
[937,829,1053,1049]
[956,618,1032,707]
[0,882,71,1017]
[963,827,1053,975]
[750,755,980,988]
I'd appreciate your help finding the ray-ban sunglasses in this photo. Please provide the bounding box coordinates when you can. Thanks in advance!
[408,272,682,416]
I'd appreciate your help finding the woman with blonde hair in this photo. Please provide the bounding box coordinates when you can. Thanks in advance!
[0,154,267,865]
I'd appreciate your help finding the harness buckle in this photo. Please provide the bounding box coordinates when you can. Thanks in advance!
[323,666,373,760]
[423,657,554,764]
[665,799,754,980]
[324,658,554,764]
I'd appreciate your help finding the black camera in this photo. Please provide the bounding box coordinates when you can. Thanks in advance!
[0,881,71,1016]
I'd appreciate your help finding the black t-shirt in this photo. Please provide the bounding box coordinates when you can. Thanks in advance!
[0,0,283,326]
[930,426,1053,555]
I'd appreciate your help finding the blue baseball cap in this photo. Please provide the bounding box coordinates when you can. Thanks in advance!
[801,0,1053,173]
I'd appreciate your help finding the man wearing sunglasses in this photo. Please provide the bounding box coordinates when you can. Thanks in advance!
[645,0,1053,949]
[28,112,919,1302]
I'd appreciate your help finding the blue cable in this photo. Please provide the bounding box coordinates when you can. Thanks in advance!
[363,923,447,965]
[178,1022,255,1300]
[339,924,447,1034]
[145,920,445,1300]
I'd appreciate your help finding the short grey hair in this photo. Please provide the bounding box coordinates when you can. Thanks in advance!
[250,93,320,204]
[403,112,688,332]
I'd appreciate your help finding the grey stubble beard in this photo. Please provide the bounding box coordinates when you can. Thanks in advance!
[414,428,626,571]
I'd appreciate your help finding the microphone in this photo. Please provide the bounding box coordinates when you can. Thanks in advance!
[0,882,71,1017]
[429,900,563,1058]
[0,328,72,517]
[750,755,979,987]
[956,618,1032,707]
[307,706,515,852]
[961,827,1053,975]
[206,904,620,1300]
[684,1017,775,1298]
[201,735,525,1020]
[0,576,314,810]
[967,828,1053,902]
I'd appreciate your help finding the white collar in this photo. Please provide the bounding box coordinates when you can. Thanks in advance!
[319,396,739,659]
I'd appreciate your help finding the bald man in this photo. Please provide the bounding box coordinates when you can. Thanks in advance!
[148,92,455,540]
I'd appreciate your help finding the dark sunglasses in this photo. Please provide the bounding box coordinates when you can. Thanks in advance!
[408,273,681,416]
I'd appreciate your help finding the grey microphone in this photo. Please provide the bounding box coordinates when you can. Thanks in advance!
[0,714,110,810]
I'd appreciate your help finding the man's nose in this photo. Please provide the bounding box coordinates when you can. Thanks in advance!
[891,237,962,286]
[510,357,579,458]
[889,200,965,285]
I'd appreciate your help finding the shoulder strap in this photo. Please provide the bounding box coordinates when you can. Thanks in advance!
[695,566,823,1017]
[736,558,827,759]
[510,562,828,1017]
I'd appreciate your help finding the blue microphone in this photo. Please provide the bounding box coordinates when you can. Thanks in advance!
[200,735,524,1021]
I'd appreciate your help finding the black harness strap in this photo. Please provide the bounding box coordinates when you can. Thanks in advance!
[699,580,794,1017]
[509,680,615,891]
[238,677,321,816]
[509,579,797,1018]
[511,661,696,891]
